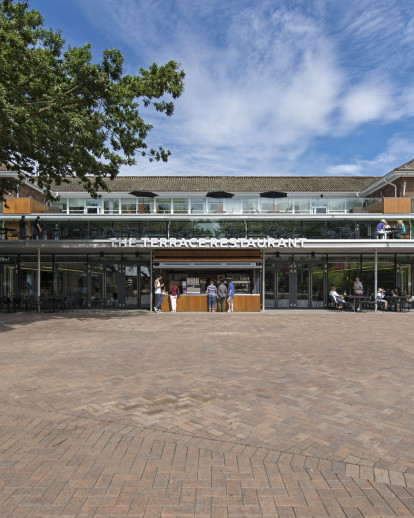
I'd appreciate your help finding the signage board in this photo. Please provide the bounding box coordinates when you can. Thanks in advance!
[110,237,306,249]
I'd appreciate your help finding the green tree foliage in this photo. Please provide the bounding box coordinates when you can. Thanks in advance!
[0,0,185,200]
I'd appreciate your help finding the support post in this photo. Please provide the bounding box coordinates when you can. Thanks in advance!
[37,247,41,313]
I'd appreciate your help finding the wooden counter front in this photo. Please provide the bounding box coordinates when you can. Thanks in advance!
[159,294,261,312]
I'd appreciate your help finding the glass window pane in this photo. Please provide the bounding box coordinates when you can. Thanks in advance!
[156,198,171,214]
[242,198,258,213]
[190,199,205,214]
[55,257,87,307]
[68,199,85,213]
[103,199,119,214]
[294,199,311,213]
[223,198,241,214]
[173,198,188,214]
[328,199,347,213]
[275,198,293,213]
[50,199,67,212]
[121,198,137,213]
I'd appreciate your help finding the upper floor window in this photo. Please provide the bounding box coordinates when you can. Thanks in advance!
[156,198,171,214]
[121,198,137,214]
[68,199,84,214]
[86,199,102,214]
[173,198,188,214]
[242,198,258,213]
[103,199,119,214]
[190,199,205,214]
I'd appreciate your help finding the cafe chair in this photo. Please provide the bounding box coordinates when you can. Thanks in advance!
[362,295,376,311]
[329,295,346,311]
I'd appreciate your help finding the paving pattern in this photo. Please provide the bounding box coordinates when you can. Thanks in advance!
[1,310,414,516]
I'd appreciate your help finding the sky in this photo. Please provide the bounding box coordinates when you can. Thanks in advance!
[28,0,414,178]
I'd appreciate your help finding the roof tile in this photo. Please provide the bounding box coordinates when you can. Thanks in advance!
[52,175,381,193]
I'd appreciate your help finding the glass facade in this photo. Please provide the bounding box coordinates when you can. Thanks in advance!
[4,217,404,241]
[264,253,413,309]
[0,251,412,311]
[0,254,151,309]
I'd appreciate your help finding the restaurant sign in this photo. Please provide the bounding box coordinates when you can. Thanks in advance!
[111,237,307,249]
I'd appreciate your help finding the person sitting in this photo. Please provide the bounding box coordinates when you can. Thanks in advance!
[392,287,401,297]
[376,288,388,310]
[376,219,389,239]
[329,286,347,309]
[393,219,406,239]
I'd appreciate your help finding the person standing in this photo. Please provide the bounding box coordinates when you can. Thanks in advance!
[353,276,363,311]
[217,280,227,312]
[32,216,42,240]
[227,278,235,312]
[19,215,27,239]
[206,280,217,312]
[169,280,178,312]
[154,275,164,313]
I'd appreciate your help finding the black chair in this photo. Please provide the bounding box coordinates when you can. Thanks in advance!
[362,295,376,311]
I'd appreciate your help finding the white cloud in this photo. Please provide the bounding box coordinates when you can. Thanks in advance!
[327,136,414,176]
[76,0,414,177]
[340,83,393,126]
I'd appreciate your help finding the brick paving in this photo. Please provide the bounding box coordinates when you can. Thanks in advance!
[1,310,414,516]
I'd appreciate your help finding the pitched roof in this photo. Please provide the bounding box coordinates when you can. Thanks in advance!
[392,158,414,171]
[53,175,381,194]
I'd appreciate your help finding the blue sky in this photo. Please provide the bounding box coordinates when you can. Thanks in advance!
[28,0,414,177]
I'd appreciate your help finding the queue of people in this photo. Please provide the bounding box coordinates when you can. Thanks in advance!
[205,278,234,312]
[153,276,235,313]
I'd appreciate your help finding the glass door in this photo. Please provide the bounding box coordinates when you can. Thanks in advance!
[296,263,310,308]
[276,262,290,307]
[106,264,120,307]
[90,263,104,307]
[311,262,326,308]
[0,263,15,299]
[399,264,412,297]
[140,264,151,307]
[125,264,138,307]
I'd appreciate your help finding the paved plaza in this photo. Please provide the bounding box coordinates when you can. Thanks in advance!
[1,310,414,517]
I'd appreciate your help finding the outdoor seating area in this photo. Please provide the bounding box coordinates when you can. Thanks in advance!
[328,294,411,312]
[0,295,80,313]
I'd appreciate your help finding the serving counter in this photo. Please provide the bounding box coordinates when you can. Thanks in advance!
[159,294,261,312]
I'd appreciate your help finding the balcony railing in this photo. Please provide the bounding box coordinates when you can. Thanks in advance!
[3,218,410,241]
[48,196,383,216]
